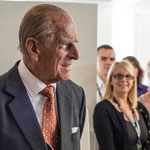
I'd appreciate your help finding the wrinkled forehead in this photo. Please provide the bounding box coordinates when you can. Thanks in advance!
[98,49,115,57]
[50,12,77,42]
[113,65,127,73]
[57,22,77,42]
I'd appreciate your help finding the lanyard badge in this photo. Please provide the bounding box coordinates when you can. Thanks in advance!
[113,97,142,149]
[137,144,142,150]
[96,83,102,99]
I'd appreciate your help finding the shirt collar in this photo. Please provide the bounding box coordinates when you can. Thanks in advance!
[18,60,56,97]
[97,75,105,88]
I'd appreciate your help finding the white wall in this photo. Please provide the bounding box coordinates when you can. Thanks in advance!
[0,1,97,150]
[97,1,113,46]
[134,1,150,85]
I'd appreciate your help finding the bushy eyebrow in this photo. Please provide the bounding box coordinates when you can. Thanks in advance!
[56,36,78,45]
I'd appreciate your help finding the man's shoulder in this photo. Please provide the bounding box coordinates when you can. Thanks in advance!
[57,80,84,97]
[58,79,82,89]
[0,73,7,91]
[97,75,103,83]
[0,61,21,92]
[97,75,105,87]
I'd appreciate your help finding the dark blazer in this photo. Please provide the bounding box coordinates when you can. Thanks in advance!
[93,100,150,150]
[0,61,86,150]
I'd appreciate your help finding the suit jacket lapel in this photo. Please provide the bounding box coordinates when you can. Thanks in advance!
[56,81,72,150]
[5,62,47,150]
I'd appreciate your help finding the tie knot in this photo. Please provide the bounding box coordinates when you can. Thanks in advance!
[40,85,54,99]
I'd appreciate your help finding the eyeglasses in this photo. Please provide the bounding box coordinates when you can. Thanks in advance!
[113,73,134,80]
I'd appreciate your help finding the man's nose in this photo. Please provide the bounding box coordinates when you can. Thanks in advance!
[68,44,79,60]
[106,58,113,64]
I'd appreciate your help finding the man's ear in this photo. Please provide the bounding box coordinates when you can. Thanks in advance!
[25,37,40,61]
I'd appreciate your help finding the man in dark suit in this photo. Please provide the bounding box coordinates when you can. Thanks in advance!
[0,4,86,150]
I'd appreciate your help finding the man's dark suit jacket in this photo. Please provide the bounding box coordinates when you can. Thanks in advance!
[0,62,86,150]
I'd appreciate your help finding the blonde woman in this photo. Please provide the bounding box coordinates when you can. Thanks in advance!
[93,60,150,150]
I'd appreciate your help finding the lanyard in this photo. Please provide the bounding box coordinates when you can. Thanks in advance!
[97,83,102,99]
[113,97,141,148]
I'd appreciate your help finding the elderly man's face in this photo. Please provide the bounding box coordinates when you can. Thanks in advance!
[37,18,79,84]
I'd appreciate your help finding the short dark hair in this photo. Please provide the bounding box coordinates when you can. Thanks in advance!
[97,44,113,52]
[123,56,144,84]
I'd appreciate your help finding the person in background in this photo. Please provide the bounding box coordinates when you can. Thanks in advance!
[123,56,148,97]
[0,4,86,150]
[97,45,116,103]
[93,60,150,150]
[139,59,150,114]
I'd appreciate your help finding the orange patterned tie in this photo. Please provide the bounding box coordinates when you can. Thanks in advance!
[40,85,60,150]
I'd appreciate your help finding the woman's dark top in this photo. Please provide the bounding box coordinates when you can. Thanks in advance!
[93,100,150,150]
[126,113,148,150]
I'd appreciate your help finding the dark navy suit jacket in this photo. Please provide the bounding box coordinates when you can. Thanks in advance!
[0,61,86,150]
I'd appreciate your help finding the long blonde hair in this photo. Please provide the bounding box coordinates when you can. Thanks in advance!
[103,60,137,108]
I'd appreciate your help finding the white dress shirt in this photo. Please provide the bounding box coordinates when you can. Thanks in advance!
[18,60,56,128]
[96,75,106,103]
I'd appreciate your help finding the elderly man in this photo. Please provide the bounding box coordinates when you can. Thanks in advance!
[97,45,115,103]
[0,4,86,150]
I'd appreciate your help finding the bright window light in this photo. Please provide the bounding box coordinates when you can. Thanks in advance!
[112,0,134,61]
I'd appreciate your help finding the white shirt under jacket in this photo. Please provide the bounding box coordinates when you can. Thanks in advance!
[18,60,56,128]
[96,75,106,103]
